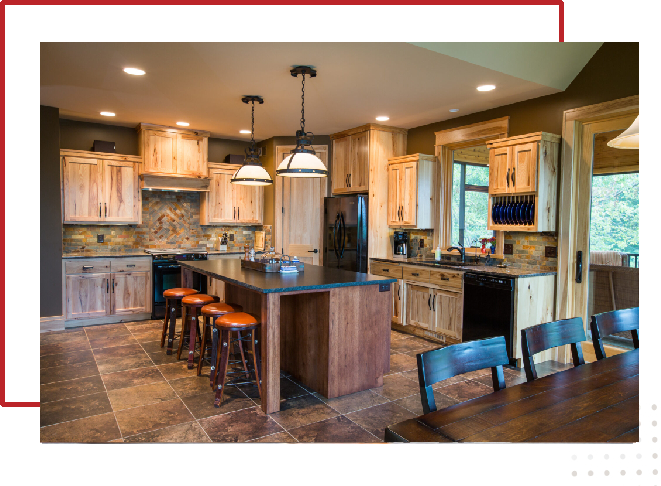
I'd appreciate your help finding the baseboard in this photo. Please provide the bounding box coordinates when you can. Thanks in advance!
[41,316,66,333]
[64,313,153,329]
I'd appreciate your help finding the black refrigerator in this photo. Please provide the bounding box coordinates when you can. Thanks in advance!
[323,195,368,273]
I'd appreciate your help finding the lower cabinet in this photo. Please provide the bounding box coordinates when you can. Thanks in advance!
[392,280,403,324]
[405,284,434,330]
[112,272,150,315]
[65,273,111,319]
[433,288,463,341]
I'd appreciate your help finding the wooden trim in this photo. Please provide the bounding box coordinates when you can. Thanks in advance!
[208,162,241,170]
[140,173,211,192]
[63,313,152,328]
[41,316,65,333]
[330,123,408,140]
[59,149,142,163]
[486,132,561,149]
[136,122,210,138]
[434,117,509,147]
[387,153,436,165]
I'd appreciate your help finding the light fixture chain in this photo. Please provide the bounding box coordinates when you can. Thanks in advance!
[300,73,306,132]
[251,100,255,146]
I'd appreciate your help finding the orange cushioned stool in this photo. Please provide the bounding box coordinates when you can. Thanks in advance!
[161,288,199,355]
[179,294,219,369]
[211,312,262,408]
[198,302,243,379]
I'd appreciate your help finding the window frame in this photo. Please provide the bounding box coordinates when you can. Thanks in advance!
[453,161,491,247]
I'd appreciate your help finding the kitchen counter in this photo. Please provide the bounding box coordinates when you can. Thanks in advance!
[62,249,265,259]
[371,257,556,278]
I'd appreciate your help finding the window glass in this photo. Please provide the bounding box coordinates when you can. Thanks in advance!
[451,156,492,248]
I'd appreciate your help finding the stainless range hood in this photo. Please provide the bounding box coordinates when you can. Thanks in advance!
[140,173,210,192]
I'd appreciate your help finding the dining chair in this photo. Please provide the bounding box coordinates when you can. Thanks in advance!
[416,336,509,414]
[520,317,586,382]
[590,307,639,360]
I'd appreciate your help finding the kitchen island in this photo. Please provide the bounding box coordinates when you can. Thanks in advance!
[180,259,396,414]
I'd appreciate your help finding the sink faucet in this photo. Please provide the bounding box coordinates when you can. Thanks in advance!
[446,242,466,263]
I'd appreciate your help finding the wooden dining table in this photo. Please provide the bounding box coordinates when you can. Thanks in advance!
[386,349,639,442]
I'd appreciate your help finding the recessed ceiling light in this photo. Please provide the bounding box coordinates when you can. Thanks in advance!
[477,85,496,92]
[123,67,145,76]
[376,116,390,122]
[449,109,459,113]
[176,122,190,127]
[100,112,115,116]
[239,130,251,134]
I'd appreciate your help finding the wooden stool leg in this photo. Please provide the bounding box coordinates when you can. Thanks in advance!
[210,325,219,389]
[197,316,209,376]
[167,300,177,355]
[161,298,169,347]
[187,307,198,369]
[213,330,231,407]
[236,331,250,378]
[177,305,188,360]
[251,328,262,399]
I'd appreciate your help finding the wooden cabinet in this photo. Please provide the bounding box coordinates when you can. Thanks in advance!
[332,131,369,194]
[61,150,142,224]
[487,132,560,232]
[433,289,462,340]
[200,163,264,225]
[392,280,403,325]
[63,257,151,323]
[138,123,209,178]
[387,154,436,228]
[406,284,434,330]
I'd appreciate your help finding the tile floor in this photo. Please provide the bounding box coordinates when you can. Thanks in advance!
[40,320,570,443]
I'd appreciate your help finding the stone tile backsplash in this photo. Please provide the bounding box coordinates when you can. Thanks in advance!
[503,231,558,271]
[62,191,271,253]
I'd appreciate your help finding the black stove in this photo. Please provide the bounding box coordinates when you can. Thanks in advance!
[146,249,208,319]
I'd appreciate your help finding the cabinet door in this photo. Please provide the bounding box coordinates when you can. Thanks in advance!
[234,185,263,224]
[205,169,235,223]
[65,273,110,319]
[387,164,402,225]
[405,284,433,330]
[103,160,140,223]
[399,162,418,226]
[112,272,149,315]
[177,134,207,177]
[62,156,102,222]
[511,142,537,193]
[349,131,369,192]
[392,280,402,324]
[433,289,463,340]
[143,130,177,174]
[332,136,350,194]
[489,147,511,194]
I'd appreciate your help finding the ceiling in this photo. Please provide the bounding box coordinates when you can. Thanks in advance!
[41,42,602,141]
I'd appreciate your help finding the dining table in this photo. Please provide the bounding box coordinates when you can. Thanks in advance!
[385,349,639,442]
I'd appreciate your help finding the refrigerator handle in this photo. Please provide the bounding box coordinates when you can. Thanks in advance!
[340,212,346,259]
[332,213,340,261]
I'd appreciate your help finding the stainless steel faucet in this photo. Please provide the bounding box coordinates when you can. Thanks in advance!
[446,242,466,263]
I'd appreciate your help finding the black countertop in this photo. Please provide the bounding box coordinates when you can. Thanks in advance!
[62,249,264,259]
[371,258,557,279]
[181,259,396,294]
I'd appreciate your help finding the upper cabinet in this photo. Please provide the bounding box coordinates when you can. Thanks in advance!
[200,163,264,226]
[387,154,436,228]
[137,123,209,178]
[330,124,407,195]
[486,132,560,232]
[61,150,142,225]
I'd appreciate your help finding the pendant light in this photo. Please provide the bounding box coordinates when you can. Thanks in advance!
[276,66,328,178]
[231,96,273,186]
[607,116,639,149]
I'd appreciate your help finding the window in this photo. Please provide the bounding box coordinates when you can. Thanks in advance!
[451,161,492,247]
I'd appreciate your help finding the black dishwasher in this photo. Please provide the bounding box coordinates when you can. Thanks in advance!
[463,273,516,365]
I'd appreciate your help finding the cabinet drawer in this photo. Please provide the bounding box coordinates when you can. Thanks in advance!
[111,259,151,273]
[429,269,463,290]
[65,260,111,275]
[402,266,430,282]
[371,262,403,278]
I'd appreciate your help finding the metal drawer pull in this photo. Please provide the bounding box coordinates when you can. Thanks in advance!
[127,264,135,268]
[433,295,436,311]
[82,265,93,270]
[383,268,389,272]
[441,277,450,281]
[411,272,419,276]
[428,295,431,310]
[112,278,115,293]
[511,167,516,186]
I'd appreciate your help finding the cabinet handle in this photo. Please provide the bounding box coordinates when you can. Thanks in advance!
[234,207,236,219]
[99,203,102,217]
[383,268,389,272]
[433,295,436,311]
[506,168,510,188]
[441,277,449,281]
[107,279,109,293]
[127,264,135,268]
[349,174,351,187]
[345,174,348,186]
[428,294,431,310]
[104,203,107,217]
[112,278,115,293]
[238,207,240,220]
[82,265,93,270]
[397,287,400,299]
[511,167,516,186]
[412,272,419,276]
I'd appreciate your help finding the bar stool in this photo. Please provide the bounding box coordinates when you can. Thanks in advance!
[211,312,262,408]
[198,302,244,378]
[179,294,219,369]
[161,288,199,355]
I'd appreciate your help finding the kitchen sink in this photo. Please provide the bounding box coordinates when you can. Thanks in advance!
[421,260,478,267]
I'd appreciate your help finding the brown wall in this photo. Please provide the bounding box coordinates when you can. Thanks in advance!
[407,42,639,155]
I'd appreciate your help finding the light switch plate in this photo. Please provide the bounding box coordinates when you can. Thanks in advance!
[97,234,104,243]
[545,246,558,258]
[503,243,513,255]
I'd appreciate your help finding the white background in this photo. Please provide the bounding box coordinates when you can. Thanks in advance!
[3,0,658,484]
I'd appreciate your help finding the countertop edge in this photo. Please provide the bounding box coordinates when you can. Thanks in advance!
[370,258,557,279]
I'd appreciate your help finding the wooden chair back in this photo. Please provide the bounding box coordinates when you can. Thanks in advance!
[416,336,509,414]
[520,317,586,382]
[590,307,639,360]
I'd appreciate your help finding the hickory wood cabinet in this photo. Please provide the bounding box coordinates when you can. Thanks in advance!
[487,132,560,232]
[61,150,142,224]
[387,154,436,228]
[199,163,264,225]
[137,123,210,178]
[63,257,151,322]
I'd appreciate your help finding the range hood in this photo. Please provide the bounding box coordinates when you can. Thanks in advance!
[140,173,210,192]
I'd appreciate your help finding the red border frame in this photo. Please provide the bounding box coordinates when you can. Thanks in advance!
[1,1,563,408]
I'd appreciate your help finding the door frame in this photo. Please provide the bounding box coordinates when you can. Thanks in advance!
[274,145,329,265]
[556,95,639,325]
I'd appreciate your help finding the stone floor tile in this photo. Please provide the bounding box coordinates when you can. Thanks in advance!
[269,395,339,430]
[96,353,155,375]
[40,361,99,385]
[107,381,177,411]
[346,402,416,439]
[315,389,389,414]
[114,398,193,436]
[92,343,147,361]
[387,353,418,374]
[181,388,254,420]
[40,412,120,443]
[40,392,112,427]
[102,367,165,391]
[290,415,381,443]
[41,375,105,403]
[199,407,282,442]
[123,422,211,443]
[371,373,420,400]
[40,349,95,369]
[393,391,458,416]
[248,431,297,443]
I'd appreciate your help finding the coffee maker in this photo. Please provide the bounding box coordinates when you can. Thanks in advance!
[393,231,410,258]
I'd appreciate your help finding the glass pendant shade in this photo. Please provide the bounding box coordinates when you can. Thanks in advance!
[277,152,328,177]
[607,116,639,149]
[231,163,273,186]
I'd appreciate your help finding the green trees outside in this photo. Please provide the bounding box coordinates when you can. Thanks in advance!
[590,172,639,254]
[451,163,490,247]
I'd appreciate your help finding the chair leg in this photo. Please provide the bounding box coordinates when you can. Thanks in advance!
[177,306,187,361]
[236,331,250,378]
[161,298,169,348]
[187,307,198,370]
[210,325,218,389]
[213,330,230,407]
[251,328,262,399]
[167,300,177,355]
[197,316,209,377]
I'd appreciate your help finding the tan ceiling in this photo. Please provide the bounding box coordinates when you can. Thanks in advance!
[41,42,598,141]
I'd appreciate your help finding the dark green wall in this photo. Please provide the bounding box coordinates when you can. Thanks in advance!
[407,42,639,155]
[41,106,62,317]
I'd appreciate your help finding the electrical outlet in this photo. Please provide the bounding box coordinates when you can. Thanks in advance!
[503,243,513,255]
[229,234,234,241]
[545,246,558,258]
[419,239,424,248]
[97,234,104,243]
